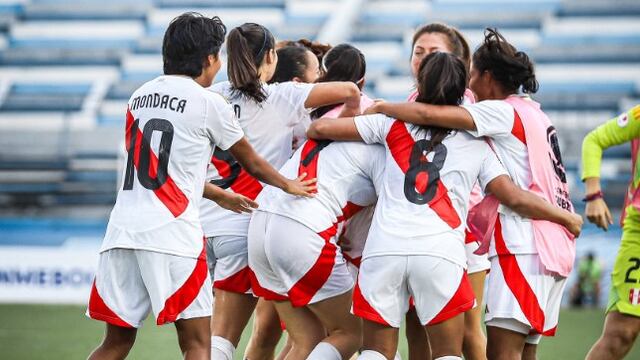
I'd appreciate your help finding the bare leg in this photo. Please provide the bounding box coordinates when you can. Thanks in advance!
[464,271,487,360]
[175,317,212,360]
[245,299,283,360]
[211,289,258,347]
[361,320,399,360]
[88,324,137,360]
[424,312,465,359]
[522,343,537,360]
[276,335,293,360]
[308,290,363,358]
[273,300,325,360]
[486,325,526,360]
[586,311,640,360]
[405,307,430,360]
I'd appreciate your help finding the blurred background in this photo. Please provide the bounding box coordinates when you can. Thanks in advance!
[0,0,639,358]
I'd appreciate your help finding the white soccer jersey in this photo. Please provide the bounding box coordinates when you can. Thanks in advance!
[101,75,245,258]
[199,81,315,237]
[257,141,385,233]
[354,114,507,267]
[462,96,537,255]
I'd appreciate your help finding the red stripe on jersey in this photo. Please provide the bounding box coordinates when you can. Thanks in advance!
[386,120,461,228]
[126,109,189,217]
[211,155,263,200]
[338,202,365,222]
[494,217,545,333]
[352,280,391,326]
[88,280,134,328]
[512,110,527,145]
[287,223,339,307]
[299,140,321,179]
[213,266,252,294]
[428,272,475,325]
[157,244,208,325]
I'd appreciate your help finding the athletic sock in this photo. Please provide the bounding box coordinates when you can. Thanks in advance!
[211,335,235,360]
[358,350,387,360]
[433,356,462,360]
[307,342,342,360]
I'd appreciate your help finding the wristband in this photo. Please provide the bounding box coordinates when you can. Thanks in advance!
[582,190,603,202]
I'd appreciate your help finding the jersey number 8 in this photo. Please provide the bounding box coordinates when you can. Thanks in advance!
[404,140,447,205]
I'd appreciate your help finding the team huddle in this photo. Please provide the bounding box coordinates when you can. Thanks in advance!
[85,12,588,360]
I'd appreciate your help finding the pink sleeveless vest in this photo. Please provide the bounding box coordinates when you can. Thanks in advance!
[469,96,576,277]
[622,139,640,224]
[324,93,375,118]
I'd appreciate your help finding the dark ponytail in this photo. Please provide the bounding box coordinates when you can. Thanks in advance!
[226,23,275,103]
[269,46,312,83]
[311,43,366,118]
[472,28,539,94]
[415,52,467,149]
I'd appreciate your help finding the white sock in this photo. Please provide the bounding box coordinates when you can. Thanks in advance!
[433,357,462,360]
[211,335,234,360]
[307,342,342,360]
[358,350,387,360]
[394,351,402,360]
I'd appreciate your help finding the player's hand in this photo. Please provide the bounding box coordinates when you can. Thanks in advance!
[565,213,584,238]
[363,100,386,115]
[216,192,259,214]
[284,173,317,198]
[585,198,613,231]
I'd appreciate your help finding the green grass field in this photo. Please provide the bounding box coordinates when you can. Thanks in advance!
[1,304,639,359]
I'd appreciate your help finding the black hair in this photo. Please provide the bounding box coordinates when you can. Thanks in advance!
[227,22,276,103]
[412,23,471,73]
[415,52,467,149]
[277,39,332,65]
[472,28,539,94]
[162,12,226,78]
[311,43,366,118]
[269,46,313,83]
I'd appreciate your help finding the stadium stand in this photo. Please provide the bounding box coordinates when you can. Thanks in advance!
[0,0,638,244]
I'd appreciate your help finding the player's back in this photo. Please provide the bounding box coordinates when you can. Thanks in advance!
[257,140,385,233]
[354,114,506,266]
[103,75,242,258]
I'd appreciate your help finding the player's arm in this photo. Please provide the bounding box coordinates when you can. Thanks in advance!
[582,105,640,230]
[306,117,363,141]
[228,137,316,197]
[486,175,583,237]
[364,100,476,130]
[202,182,258,214]
[305,82,361,117]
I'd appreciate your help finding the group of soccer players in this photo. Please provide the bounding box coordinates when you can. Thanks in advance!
[85,11,596,360]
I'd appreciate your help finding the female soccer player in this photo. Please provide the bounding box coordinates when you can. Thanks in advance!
[406,23,489,360]
[87,13,315,360]
[245,44,322,360]
[307,51,581,360]
[200,22,363,360]
[363,28,582,360]
[582,104,640,360]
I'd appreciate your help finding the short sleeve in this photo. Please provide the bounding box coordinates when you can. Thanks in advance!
[354,114,391,145]
[477,145,509,191]
[272,82,315,127]
[204,93,244,150]
[462,100,515,138]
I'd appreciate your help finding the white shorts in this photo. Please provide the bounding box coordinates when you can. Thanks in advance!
[485,253,566,344]
[465,239,491,274]
[207,235,253,294]
[248,211,354,307]
[353,255,475,328]
[87,248,212,328]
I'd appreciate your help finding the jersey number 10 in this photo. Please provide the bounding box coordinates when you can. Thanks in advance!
[123,118,175,190]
